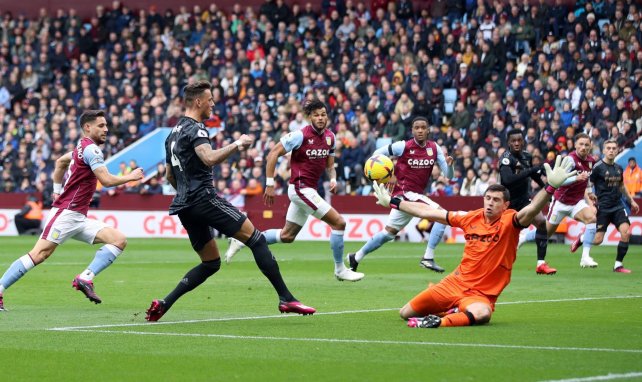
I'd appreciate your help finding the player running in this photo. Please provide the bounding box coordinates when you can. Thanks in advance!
[346,116,454,274]
[224,98,363,281]
[0,110,144,311]
[496,129,554,274]
[370,155,576,328]
[145,81,314,321]
[546,133,598,268]
[571,139,639,273]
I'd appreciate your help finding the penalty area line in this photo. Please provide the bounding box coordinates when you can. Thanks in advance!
[539,371,642,381]
[50,329,642,354]
[48,295,642,331]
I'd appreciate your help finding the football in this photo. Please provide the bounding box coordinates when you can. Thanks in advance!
[364,154,394,184]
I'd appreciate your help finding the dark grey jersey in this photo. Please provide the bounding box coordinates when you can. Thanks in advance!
[499,150,543,205]
[165,116,214,214]
[590,160,625,213]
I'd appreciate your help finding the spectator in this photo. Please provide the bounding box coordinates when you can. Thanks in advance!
[13,195,43,235]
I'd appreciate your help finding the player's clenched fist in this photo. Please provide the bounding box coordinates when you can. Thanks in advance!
[130,167,144,180]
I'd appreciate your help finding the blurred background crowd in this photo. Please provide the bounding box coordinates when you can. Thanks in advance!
[0,0,641,207]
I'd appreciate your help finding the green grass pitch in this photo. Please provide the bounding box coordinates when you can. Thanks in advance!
[1,236,641,381]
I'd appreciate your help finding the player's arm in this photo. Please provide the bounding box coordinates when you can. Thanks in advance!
[82,144,144,187]
[436,144,454,179]
[499,160,535,186]
[194,135,252,167]
[621,183,640,214]
[372,141,405,158]
[52,151,73,200]
[93,167,144,187]
[371,181,449,224]
[326,154,338,193]
[263,142,288,206]
[517,156,577,227]
[165,163,177,189]
[52,152,72,185]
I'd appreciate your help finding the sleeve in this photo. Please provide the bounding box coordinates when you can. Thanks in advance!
[83,144,106,171]
[499,156,532,186]
[435,144,454,179]
[280,130,304,153]
[373,141,405,157]
[329,132,336,157]
[446,210,470,228]
[191,126,210,148]
[511,210,528,229]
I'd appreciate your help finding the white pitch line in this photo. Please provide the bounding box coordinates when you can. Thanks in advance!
[50,329,642,354]
[539,372,642,381]
[48,295,642,331]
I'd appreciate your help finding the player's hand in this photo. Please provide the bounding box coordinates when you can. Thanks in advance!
[329,179,337,194]
[373,181,391,208]
[237,134,253,151]
[529,165,542,176]
[631,199,640,214]
[587,193,597,205]
[130,167,144,181]
[52,193,60,202]
[263,185,275,206]
[544,156,578,189]
[446,156,454,166]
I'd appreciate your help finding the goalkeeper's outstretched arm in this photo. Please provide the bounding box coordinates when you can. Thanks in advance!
[516,155,577,227]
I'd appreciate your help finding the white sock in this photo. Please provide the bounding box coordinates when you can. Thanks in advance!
[581,247,592,260]
[335,262,347,273]
[614,261,623,269]
[79,269,96,281]
[0,285,5,294]
[537,260,546,266]
[423,247,435,260]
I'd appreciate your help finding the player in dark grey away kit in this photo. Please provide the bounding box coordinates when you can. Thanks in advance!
[573,139,639,273]
[145,81,315,321]
[500,129,555,274]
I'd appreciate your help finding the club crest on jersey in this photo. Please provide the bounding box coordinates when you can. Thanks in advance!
[501,157,510,165]
[308,139,314,144]
[326,137,331,146]
[427,148,433,156]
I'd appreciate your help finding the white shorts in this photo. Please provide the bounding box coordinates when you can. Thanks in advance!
[387,192,441,231]
[286,185,332,226]
[546,198,590,225]
[40,207,107,245]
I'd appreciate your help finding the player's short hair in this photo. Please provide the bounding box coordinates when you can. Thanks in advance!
[602,138,618,148]
[183,81,212,105]
[79,110,106,128]
[507,129,524,138]
[574,132,590,143]
[303,98,327,116]
[484,184,510,202]
[411,116,429,126]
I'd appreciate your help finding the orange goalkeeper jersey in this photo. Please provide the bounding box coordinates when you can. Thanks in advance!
[446,208,524,296]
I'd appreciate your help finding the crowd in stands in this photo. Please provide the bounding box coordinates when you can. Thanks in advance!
[0,0,641,207]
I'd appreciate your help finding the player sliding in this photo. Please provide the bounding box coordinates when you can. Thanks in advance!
[225,98,364,282]
[370,155,576,328]
[145,81,314,321]
[0,110,144,311]
[346,116,454,274]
